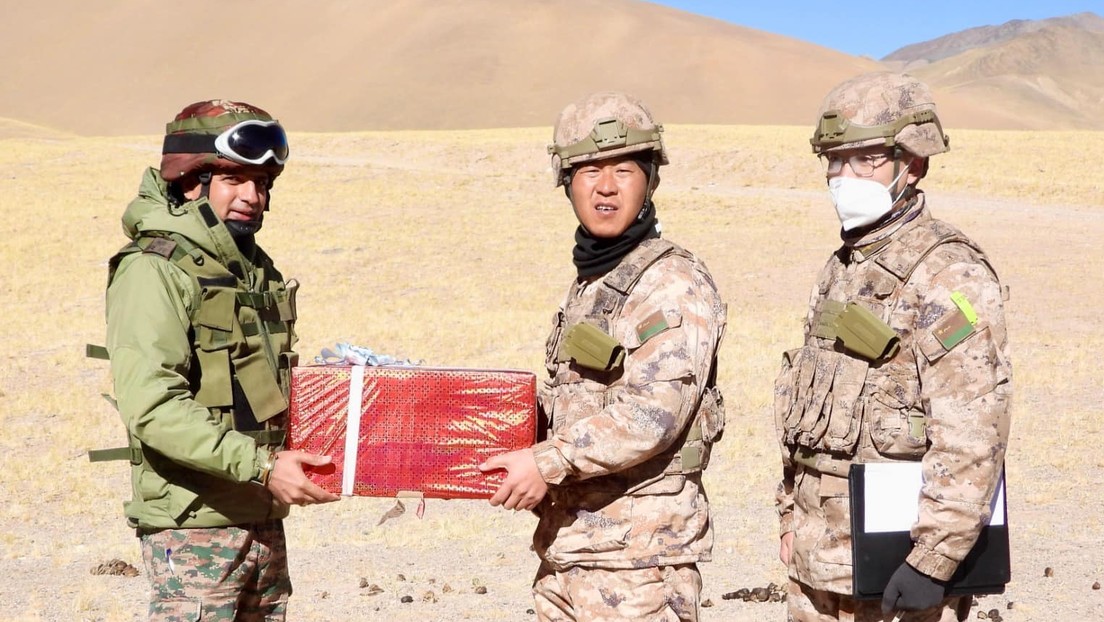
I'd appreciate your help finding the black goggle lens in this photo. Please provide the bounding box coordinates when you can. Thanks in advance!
[226,124,289,162]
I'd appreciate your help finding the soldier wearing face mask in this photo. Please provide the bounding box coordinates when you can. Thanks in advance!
[774,72,1013,622]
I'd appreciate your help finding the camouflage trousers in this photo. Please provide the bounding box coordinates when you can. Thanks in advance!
[533,561,702,622]
[786,580,970,622]
[139,520,291,621]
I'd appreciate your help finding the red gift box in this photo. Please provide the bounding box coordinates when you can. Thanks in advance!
[287,365,537,499]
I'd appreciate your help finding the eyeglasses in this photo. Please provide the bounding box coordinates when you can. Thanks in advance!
[213,120,289,166]
[819,152,891,177]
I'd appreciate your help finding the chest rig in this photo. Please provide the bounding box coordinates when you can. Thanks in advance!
[545,238,725,482]
[88,230,298,465]
[777,218,994,466]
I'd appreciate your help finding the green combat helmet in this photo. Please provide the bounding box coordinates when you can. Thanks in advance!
[549,91,668,187]
[810,72,950,160]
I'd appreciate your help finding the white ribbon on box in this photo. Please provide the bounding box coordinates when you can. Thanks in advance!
[341,365,366,496]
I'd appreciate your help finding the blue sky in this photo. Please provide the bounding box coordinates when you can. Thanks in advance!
[648,1,1103,58]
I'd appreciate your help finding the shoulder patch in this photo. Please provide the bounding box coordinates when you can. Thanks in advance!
[636,310,670,344]
[933,292,977,351]
[142,237,178,259]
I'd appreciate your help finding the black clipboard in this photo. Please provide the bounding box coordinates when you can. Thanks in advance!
[848,462,1010,600]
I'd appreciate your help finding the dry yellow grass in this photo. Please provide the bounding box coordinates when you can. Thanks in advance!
[0,126,1101,620]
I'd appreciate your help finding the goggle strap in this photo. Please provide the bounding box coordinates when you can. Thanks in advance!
[163,133,217,155]
[163,128,288,165]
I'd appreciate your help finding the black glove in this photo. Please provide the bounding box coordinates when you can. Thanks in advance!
[881,562,948,614]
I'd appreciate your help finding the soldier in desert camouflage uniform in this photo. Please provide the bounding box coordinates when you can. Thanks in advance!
[774,72,1012,622]
[97,100,340,621]
[480,91,728,621]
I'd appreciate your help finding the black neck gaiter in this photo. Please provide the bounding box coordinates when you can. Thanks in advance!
[572,200,661,278]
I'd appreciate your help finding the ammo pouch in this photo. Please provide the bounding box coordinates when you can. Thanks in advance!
[681,384,725,472]
[812,301,900,363]
[775,346,867,454]
[558,322,625,372]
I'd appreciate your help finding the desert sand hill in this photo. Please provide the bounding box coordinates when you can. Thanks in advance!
[0,0,923,136]
[883,13,1104,131]
[1,2,1099,136]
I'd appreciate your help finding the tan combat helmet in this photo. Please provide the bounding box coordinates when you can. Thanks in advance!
[810,72,950,158]
[549,91,668,187]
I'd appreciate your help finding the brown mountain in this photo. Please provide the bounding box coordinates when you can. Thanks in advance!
[883,13,1104,130]
[0,2,1098,135]
[885,12,1104,64]
[0,0,878,136]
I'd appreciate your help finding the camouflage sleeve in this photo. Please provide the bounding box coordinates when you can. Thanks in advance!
[107,254,267,483]
[905,250,1012,580]
[532,255,723,483]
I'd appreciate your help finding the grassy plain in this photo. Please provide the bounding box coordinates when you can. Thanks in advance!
[0,125,1101,620]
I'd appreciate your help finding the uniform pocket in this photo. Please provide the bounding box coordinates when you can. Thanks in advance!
[812,474,853,567]
[545,373,606,434]
[866,405,927,457]
[698,385,725,443]
[544,491,633,556]
[150,599,201,621]
[865,375,927,458]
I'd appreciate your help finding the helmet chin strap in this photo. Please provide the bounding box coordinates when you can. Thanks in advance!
[196,170,266,237]
[198,171,212,200]
[224,219,262,237]
[639,161,658,221]
[888,154,915,207]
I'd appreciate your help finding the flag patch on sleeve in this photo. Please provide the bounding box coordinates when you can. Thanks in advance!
[933,292,978,351]
[636,310,669,344]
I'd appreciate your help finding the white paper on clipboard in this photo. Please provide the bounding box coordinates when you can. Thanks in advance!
[862,462,1006,533]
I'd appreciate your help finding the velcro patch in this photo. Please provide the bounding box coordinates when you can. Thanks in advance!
[933,307,975,351]
[143,237,177,259]
[636,310,669,344]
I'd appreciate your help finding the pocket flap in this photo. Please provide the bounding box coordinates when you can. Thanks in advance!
[196,287,236,332]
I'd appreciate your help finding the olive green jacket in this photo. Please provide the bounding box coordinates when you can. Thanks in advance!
[106,168,296,529]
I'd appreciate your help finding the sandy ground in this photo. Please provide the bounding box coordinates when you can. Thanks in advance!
[1,127,1101,621]
[3,192,1102,622]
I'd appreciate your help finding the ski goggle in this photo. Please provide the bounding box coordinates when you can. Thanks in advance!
[213,120,289,165]
[162,119,290,165]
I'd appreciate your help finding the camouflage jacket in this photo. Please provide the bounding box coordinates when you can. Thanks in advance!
[775,197,1012,591]
[106,168,297,530]
[531,238,727,570]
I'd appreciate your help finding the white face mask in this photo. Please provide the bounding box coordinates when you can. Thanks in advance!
[828,164,909,231]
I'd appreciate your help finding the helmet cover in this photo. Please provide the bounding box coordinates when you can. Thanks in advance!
[810,72,949,158]
[160,99,286,183]
[549,91,667,187]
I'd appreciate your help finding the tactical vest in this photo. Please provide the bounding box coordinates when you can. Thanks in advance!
[544,238,726,490]
[89,231,298,465]
[775,218,997,467]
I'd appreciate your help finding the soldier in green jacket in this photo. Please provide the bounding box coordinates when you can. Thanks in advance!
[102,100,339,621]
